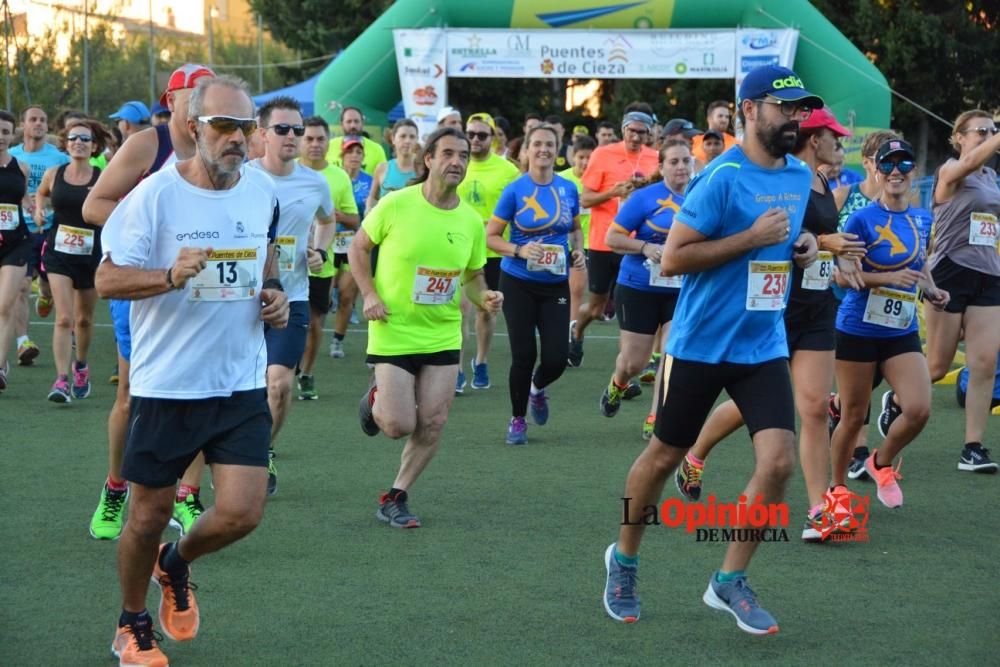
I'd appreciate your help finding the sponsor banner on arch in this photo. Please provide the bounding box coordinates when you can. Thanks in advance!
[735,29,800,98]
[393,29,448,140]
[445,29,736,79]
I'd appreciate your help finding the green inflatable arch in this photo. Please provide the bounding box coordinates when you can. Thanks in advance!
[315,0,888,132]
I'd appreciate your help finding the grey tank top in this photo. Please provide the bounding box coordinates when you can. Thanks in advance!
[930,164,1000,276]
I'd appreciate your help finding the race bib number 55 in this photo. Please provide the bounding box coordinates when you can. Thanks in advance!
[413,267,460,305]
[189,248,259,301]
[746,261,790,311]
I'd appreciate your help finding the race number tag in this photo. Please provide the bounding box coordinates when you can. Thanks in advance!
[863,287,916,329]
[54,225,95,255]
[333,231,354,254]
[189,248,259,302]
[645,259,682,288]
[0,203,20,230]
[526,244,567,276]
[969,212,999,247]
[801,251,834,291]
[275,236,297,274]
[746,261,790,310]
[413,267,460,305]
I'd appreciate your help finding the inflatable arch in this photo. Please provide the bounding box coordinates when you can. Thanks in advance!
[315,0,889,132]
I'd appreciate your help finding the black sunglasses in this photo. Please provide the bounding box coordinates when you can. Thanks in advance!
[877,159,915,175]
[466,130,492,141]
[197,115,258,136]
[66,134,93,142]
[961,126,999,137]
[268,123,306,137]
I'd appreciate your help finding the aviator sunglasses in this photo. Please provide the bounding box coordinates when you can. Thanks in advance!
[197,115,258,136]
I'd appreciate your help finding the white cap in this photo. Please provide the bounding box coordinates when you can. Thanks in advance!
[436,105,460,123]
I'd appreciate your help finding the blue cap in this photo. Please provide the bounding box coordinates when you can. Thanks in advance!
[151,102,169,116]
[109,101,151,124]
[738,65,823,108]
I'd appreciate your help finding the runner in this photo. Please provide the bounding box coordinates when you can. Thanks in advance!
[570,105,658,367]
[35,118,110,403]
[368,119,419,209]
[0,109,32,393]
[349,127,502,528]
[830,138,949,509]
[436,106,462,130]
[601,139,693,441]
[595,121,617,146]
[250,96,335,495]
[97,74,287,667]
[691,100,738,163]
[83,63,216,541]
[922,109,1000,472]
[10,105,70,366]
[603,65,821,633]
[486,124,584,444]
[558,135,595,326]
[298,117,360,398]
[325,106,387,174]
[956,352,1000,410]
[457,112,520,392]
[109,101,151,141]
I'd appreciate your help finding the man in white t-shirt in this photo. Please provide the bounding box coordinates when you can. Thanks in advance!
[249,96,335,495]
[96,75,289,667]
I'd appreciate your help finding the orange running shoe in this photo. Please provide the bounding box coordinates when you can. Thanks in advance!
[36,295,53,318]
[111,619,169,667]
[865,450,903,508]
[151,543,200,641]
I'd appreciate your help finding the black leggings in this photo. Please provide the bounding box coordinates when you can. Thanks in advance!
[500,272,570,418]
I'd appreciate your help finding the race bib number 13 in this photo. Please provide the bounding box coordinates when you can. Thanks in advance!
[189,248,259,301]
[969,212,999,248]
[0,203,20,230]
[413,267,460,305]
[746,261,790,311]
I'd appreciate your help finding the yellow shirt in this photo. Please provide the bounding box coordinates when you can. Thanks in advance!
[457,153,520,258]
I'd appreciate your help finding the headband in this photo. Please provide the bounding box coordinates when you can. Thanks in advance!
[621,111,654,130]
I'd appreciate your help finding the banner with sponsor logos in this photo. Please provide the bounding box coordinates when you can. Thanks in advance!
[734,29,799,99]
[393,29,448,140]
[444,29,737,79]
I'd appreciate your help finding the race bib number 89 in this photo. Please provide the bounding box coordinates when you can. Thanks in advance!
[413,267,460,305]
[863,287,916,329]
[746,261,790,311]
[189,249,259,302]
[0,203,20,230]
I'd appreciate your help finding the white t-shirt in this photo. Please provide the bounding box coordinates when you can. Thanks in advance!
[102,165,279,399]
[248,160,333,302]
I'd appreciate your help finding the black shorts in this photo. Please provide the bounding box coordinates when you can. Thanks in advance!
[835,330,923,364]
[587,250,621,295]
[786,318,836,353]
[931,255,1000,312]
[27,231,46,278]
[122,388,272,488]
[654,357,795,448]
[334,253,349,270]
[0,236,32,268]
[265,300,310,368]
[615,284,677,335]
[366,349,460,376]
[483,257,502,291]
[308,275,333,314]
[41,246,100,290]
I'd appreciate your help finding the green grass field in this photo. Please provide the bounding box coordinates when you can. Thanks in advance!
[1,305,997,666]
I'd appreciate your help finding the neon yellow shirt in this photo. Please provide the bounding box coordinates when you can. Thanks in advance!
[458,152,520,258]
[363,185,486,355]
[559,167,591,250]
[304,162,359,279]
[326,136,387,175]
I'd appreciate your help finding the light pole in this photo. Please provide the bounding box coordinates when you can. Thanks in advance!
[148,0,155,108]
[207,4,218,68]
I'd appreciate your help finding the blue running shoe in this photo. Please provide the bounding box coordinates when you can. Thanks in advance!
[506,417,527,445]
[703,572,779,635]
[471,359,490,389]
[603,543,640,623]
[529,389,549,425]
[455,370,466,395]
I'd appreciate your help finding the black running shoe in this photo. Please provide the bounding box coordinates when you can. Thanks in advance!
[847,446,871,481]
[567,321,584,368]
[376,491,421,528]
[958,443,999,473]
[266,450,277,496]
[359,377,379,436]
[623,380,642,401]
[877,390,901,438]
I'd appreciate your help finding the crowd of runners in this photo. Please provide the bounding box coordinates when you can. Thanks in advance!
[0,61,998,664]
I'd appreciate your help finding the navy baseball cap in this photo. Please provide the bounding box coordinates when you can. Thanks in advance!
[738,65,823,108]
[875,138,915,163]
[109,100,151,124]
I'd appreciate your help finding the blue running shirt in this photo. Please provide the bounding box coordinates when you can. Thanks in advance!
[836,202,930,338]
[666,146,813,364]
[611,181,685,293]
[493,173,579,284]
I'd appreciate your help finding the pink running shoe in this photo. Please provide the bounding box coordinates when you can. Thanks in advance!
[865,450,903,508]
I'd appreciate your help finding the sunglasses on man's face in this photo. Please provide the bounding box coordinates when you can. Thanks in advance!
[961,126,1000,137]
[197,115,258,136]
[466,130,492,142]
[66,134,93,143]
[877,159,915,175]
[268,123,306,137]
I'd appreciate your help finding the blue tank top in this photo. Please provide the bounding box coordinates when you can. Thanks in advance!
[380,159,414,197]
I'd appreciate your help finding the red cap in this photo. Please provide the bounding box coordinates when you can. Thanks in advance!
[800,106,851,137]
[160,64,216,106]
[341,135,364,153]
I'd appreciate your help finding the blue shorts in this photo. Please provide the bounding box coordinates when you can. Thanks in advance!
[265,300,310,368]
[110,299,132,362]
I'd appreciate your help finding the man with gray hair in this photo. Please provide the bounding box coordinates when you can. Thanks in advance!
[96,74,289,667]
